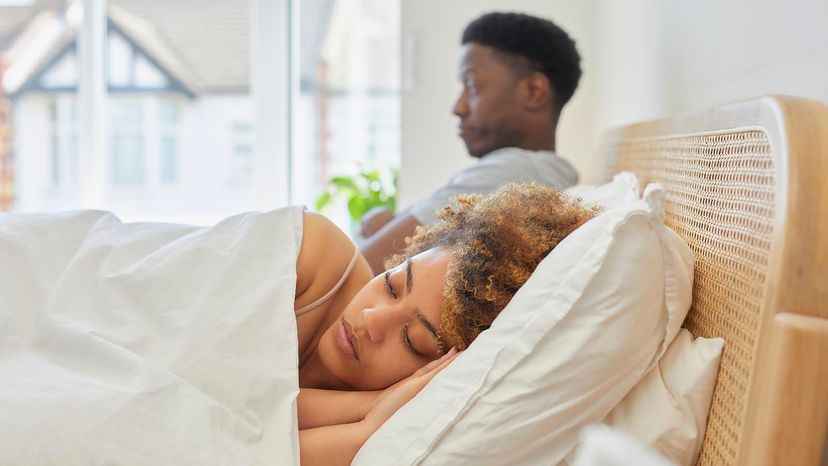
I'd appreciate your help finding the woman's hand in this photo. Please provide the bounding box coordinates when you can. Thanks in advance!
[298,349,461,466]
[364,347,461,430]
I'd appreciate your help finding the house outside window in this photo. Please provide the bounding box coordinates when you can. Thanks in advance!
[109,100,145,186]
[49,97,78,189]
[1,0,401,229]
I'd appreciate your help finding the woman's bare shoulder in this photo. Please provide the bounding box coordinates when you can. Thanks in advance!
[295,212,361,308]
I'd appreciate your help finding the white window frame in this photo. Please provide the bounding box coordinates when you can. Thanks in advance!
[76,0,107,207]
[251,0,293,209]
[75,0,292,211]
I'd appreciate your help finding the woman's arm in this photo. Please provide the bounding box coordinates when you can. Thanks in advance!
[299,421,374,466]
[297,388,380,430]
[298,348,460,466]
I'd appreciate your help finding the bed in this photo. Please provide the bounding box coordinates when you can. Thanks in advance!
[600,95,828,466]
[0,96,825,466]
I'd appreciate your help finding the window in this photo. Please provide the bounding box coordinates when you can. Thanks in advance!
[158,100,179,185]
[293,0,401,230]
[227,121,253,187]
[159,136,176,185]
[50,98,79,188]
[1,0,400,228]
[111,134,145,186]
[109,101,145,186]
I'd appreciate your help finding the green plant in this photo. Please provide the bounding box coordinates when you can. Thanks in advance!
[315,167,398,222]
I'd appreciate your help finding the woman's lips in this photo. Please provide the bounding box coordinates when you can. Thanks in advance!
[336,319,359,360]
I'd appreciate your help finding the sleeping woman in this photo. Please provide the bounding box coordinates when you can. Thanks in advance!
[295,182,598,465]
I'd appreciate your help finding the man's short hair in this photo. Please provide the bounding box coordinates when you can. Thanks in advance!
[462,12,582,111]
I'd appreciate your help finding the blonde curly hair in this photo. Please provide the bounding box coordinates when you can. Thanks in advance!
[385,182,599,350]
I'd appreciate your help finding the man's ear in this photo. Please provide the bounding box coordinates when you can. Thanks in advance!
[523,72,554,112]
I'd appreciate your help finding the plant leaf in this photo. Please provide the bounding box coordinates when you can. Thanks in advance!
[330,176,359,192]
[347,196,367,222]
[315,191,332,211]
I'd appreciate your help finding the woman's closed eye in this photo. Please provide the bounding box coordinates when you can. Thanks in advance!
[401,324,425,357]
[384,271,398,299]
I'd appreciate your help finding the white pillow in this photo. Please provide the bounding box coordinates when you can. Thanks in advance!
[602,330,723,466]
[353,184,694,466]
[572,425,676,466]
[564,171,640,210]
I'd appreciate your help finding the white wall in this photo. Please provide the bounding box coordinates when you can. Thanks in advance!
[596,0,828,129]
[398,0,598,206]
[400,0,828,197]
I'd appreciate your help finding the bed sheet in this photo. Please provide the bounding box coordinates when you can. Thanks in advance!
[0,208,304,465]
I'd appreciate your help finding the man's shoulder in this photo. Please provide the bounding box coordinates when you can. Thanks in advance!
[481,146,558,161]
[451,148,552,181]
[459,146,578,185]
[474,147,570,170]
[410,147,577,225]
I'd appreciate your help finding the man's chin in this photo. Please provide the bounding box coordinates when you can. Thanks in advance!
[463,140,489,158]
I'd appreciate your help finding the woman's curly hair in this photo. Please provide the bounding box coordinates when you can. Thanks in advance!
[385,182,599,350]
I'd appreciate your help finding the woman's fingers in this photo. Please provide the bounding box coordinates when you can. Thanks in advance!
[435,348,461,371]
[419,348,461,382]
[375,348,461,409]
[411,347,457,377]
[363,349,464,431]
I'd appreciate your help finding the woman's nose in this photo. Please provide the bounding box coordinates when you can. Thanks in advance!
[362,306,403,343]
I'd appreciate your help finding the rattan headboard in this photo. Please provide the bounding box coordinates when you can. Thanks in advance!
[601,96,828,466]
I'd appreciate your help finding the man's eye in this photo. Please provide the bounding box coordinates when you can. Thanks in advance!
[384,271,397,299]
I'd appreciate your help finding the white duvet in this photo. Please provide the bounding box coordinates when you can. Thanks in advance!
[0,208,305,465]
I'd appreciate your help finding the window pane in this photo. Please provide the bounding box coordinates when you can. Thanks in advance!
[159,135,176,184]
[294,0,401,233]
[109,100,144,187]
[49,98,79,189]
[1,2,80,212]
[227,120,253,186]
[2,0,398,227]
[103,1,255,223]
[1,1,267,224]
[111,133,145,185]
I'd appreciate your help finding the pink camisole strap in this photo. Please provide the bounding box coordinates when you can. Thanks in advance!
[295,244,361,316]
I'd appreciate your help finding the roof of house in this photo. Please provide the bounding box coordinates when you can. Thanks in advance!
[0,0,396,96]
[108,0,250,93]
[0,1,62,51]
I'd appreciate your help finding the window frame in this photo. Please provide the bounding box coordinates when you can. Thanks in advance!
[75,0,292,209]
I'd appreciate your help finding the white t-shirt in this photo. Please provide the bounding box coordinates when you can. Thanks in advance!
[408,147,578,225]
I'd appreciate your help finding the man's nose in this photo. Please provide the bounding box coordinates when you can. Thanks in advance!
[362,306,404,343]
[453,90,469,117]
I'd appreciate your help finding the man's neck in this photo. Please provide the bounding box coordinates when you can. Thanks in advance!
[517,120,557,152]
[518,132,556,152]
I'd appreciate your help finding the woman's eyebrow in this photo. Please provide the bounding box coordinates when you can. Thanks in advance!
[405,258,413,294]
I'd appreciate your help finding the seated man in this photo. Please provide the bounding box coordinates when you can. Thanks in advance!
[357,12,583,274]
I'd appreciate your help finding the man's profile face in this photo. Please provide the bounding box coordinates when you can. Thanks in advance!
[453,43,525,158]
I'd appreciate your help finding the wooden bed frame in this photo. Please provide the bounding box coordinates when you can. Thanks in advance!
[602,95,828,466]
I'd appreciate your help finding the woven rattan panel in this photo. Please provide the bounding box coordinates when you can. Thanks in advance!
[613,130,774,466]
